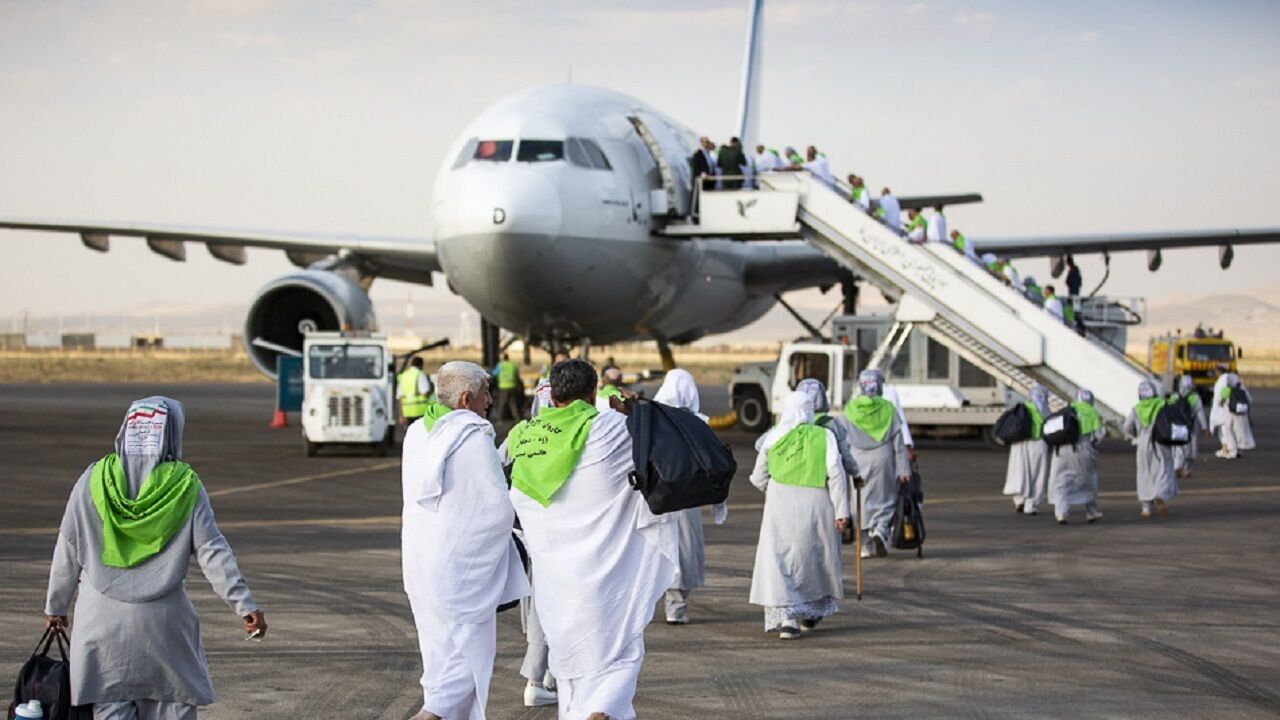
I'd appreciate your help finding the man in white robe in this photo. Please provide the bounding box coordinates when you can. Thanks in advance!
[505,359,677,720]
[1214,373,1256,459]
[879,188,902,231]
[926,207,948,244]
[653,369,727,625]
[402,361,530,720]
[1003,385,1052,515]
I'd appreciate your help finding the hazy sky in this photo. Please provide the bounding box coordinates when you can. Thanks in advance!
[2,0,1279,338]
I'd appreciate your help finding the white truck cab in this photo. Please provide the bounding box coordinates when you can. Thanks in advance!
[301,332,395,457]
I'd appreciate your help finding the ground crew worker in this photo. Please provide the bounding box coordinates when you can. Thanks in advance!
[1065,255,1083,305]
[398,357,433,426]
[905,208,927,243]
[491,352,522,422]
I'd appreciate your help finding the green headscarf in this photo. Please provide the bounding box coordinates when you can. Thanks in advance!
[1071,400,1101,436]
[845,395,895,442]
[508,400,598,507]
[766,424,828,488]
[1024,401,1045,439]
[1135,398,1165,428]
[90,452,202,569]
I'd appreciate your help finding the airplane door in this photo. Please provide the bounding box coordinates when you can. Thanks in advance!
[629,113,692,217]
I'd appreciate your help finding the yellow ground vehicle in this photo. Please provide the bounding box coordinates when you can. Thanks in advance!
[1148,332,1241,398]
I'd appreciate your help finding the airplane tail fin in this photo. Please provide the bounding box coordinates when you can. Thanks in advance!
[735,0,764,151]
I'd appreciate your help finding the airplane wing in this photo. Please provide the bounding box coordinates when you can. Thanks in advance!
[970,227,1280,260]
[0,218,440,284]
[898,193,983,211]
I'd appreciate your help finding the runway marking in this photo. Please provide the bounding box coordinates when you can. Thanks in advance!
[205,460,400,498]
[731,482,1280,511]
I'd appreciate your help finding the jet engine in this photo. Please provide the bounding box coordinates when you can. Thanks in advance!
[243,270,377,378]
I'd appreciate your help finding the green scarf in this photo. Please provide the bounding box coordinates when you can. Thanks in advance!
[1071,401,1101,436]
[766,424,828,488]
[419,401,452,432]
[1135,397,1165,428]
[1219,385,1231,401]
[598,384,623,402]
[89,453,202,569]
[844,395,894,442]
[508,400,598,507]
[1025,402,1045,439]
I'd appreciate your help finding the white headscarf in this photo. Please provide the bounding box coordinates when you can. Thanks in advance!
[115,396,185,497]
[1177,375,1195,396]
[654,369,702,417]
[858,370,884,398]
[796,378,829,414]
[1138,380,1158,400]
[756,390,814,452]
[1028,384,1050,417]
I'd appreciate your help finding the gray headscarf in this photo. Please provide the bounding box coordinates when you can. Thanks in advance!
[858,370,883,398]
[1076,388,1094,405]
[796,378,830,414]
[1177,375,1195,397]
[1028,384,1050,417]
[114,396,186,497]
[1138,380,1158,400]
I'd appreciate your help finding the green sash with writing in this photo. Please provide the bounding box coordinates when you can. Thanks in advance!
[509,400,598,507]
[766,424,828,488]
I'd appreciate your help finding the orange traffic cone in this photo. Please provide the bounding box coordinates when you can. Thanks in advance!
[269,409,288,428]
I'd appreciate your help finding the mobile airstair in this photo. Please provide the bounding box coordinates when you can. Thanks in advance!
[669,173,1153,431]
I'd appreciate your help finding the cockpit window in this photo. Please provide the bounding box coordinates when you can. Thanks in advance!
[517,140,564,162]
[473,140,514,162]
[566,137,613,171]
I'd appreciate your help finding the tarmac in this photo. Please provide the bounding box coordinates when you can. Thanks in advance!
[1,382,1278,719]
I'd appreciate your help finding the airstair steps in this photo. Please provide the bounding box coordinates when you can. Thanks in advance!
[760,173,1154,431]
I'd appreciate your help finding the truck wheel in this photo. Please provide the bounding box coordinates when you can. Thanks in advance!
[304,439,319,458]
[374,430,393,457]
[736,389,770,433]
[981,426,1003,450]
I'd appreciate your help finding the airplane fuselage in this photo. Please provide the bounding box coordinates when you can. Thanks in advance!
[431,84,808,346]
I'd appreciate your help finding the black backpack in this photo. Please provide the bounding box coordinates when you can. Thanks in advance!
[993,403,1033,444]
[1042,407,1080,448]
[1151,403,1191,446]
[890,469,926,558]
[627,401,737,515]
[1229,387,1250,415]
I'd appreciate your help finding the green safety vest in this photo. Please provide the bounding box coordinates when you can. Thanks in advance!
[398,366,429,418]
[953,232,967,253]
[496,360,519,390]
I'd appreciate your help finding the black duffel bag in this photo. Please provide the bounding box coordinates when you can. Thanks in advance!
[1042,407,1080,448]
[627,400,736,515]
[993,403,1033,445]
[890,477,926,558]
[1152,403,1191,446]
[8,627,91,720]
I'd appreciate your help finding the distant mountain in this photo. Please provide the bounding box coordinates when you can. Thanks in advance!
[1134,291,1280,351]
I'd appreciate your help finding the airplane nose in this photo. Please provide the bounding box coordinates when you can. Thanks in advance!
[453,168,562,237]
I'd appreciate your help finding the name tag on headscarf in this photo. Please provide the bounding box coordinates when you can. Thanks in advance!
[124,401,168,456]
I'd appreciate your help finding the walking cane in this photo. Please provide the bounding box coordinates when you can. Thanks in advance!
[855,478,863,601]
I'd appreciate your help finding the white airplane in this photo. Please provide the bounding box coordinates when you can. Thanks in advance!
[4,0,1278,377]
